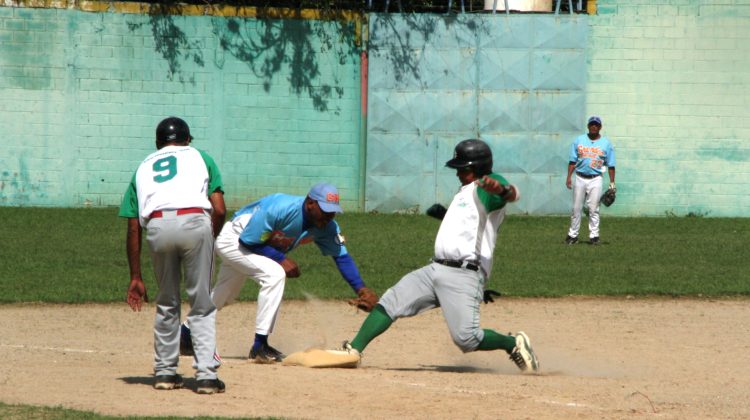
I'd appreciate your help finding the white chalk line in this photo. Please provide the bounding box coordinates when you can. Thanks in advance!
[393,380,500,396]
[0,343,239,365]
[538,399,593,409]
[0,343,98,354]
[392,379,609,411]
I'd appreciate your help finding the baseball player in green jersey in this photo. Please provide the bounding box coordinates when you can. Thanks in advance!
[119,117,227,394]
[337,139,540,372]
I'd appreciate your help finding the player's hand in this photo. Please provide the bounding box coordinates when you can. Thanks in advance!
[281,257,301,278]
[566,177,572,189]
[609,182,616,192]
[127,278,148,312]
[476,175,502,194]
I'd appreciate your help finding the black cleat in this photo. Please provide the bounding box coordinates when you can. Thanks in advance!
[249,344,285,363]
[564,235,578,245]
[196,378,226,394]
[590,237,600,245]
[154,374,184,390]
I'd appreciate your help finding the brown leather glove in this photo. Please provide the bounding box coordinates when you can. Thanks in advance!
[348,287,378,312]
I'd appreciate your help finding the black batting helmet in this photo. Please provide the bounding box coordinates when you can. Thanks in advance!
[156,117,192,145]
[445,139,493,177]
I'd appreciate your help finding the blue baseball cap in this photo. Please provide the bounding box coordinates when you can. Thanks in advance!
[308,182,343,214]
[588,115,602,126]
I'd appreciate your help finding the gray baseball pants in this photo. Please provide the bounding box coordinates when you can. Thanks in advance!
[146,211,218,380]
[378,262,485,352]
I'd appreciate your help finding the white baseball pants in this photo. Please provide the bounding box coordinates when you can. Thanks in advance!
[567,174,603,239]
[212,218,286,336]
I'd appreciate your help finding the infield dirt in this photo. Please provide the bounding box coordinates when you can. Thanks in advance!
[1,298,748,419]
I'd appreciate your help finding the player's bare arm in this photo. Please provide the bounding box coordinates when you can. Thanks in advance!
[208,191,226,238]
[501,184,519,202]
[476,175,502,193]
[566,162,576,189]
[125,217,147,311]
[477,175,519,202]
[280,257,300,278]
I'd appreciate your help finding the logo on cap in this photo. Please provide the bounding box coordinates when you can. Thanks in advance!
[309,182,344,214]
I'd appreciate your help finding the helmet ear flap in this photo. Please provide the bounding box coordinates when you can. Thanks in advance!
[472,161,493,177]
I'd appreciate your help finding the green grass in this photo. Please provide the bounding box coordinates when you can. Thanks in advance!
[0,208,748,419]
[0,207,748,303]
[0,401,273,420]
[499,216,748,296]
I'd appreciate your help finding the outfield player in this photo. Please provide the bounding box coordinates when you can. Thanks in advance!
[119,117,227,394]
[181,182,378,363]
[338,139,540,372]
[564,115,616,245]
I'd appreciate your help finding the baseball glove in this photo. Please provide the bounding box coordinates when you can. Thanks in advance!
[348,287,378,312]
[600,187,616,207]
[426,203,447,220]
[483,289,502,304]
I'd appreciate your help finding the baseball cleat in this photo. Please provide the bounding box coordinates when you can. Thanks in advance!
[338,340,362,366]
[249,344,285,363]
[341,340,361,357]
[564,235,578,245]
[341,340,358,353]
[196,378,226,395]
[179,324,194,356]
[509,331,539,372]
[154,374,184,390]
[590,237,600,245]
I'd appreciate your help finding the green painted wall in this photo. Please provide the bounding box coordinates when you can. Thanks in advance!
[588,0,750,216]
[0,5,362,209]
[1,1,749,216]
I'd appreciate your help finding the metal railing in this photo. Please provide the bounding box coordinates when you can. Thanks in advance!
[367,0,585,14]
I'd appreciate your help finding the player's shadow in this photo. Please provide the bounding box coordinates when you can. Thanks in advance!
[119,376,199,390]
[387,364,495,374]
[119,376,154,386]
[384,366,554,376]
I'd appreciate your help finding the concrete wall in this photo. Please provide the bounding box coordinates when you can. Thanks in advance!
[0,4,363,209]
[587,0,750,216]
[364,13,588,215]
[1,1,749,216]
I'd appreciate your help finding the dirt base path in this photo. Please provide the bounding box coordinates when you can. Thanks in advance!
[1,298,748,419]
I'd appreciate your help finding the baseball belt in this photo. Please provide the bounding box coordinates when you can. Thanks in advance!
[149,207,205,219]
[575,172,600,179]
[432,258,480,272]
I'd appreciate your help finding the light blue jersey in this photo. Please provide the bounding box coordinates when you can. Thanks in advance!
[569,134,616,176]
[233,193,347,257]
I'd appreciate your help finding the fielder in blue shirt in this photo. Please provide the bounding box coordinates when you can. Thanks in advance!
[565,115,616,245]
[180,182,378,363]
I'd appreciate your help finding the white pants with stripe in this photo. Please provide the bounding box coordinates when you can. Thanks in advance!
[567,174,603,239]
[212,219,286,336]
